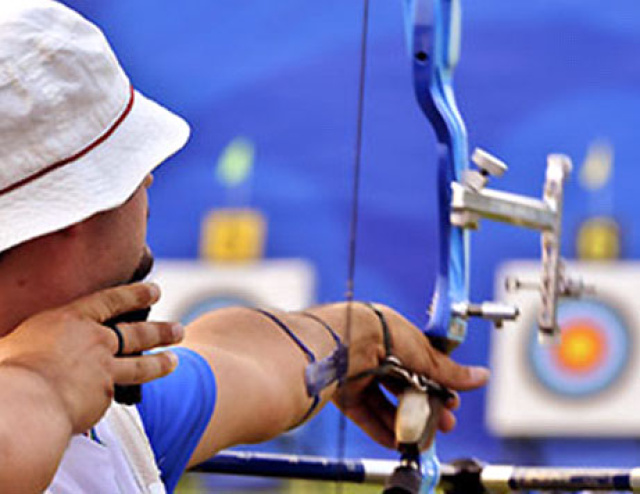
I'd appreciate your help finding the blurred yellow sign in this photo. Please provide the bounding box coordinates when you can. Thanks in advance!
[200,209,266,262]
[576,216,620,260]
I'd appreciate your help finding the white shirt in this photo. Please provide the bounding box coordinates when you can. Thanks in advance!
[46,405,165,494]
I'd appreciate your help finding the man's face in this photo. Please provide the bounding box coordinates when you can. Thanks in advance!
[0,175,158,334]
[81,174,155,291]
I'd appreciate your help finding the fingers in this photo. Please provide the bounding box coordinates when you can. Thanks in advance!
[112,351,179,385]
[445,391,460,411]
[68,282,161,323]
[109,319,184,385]
[112,321,184,355]
[336,384,397,449]
[346,387,459,448]
[425,351,490,392]
[374,305,490,392]
[438,408,457,433]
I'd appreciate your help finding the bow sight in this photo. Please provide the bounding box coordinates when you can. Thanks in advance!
[451,149,592,342]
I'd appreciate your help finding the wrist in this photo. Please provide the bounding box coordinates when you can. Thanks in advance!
[0,361,75,435]
[310,302,386,378]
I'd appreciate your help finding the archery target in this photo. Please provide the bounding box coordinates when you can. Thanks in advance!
[528,299,630,398]
[487,261,640,437]
[149,259,316,323]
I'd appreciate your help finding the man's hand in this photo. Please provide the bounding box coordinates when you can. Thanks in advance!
[0,282,183,433]
[312,303,489,449]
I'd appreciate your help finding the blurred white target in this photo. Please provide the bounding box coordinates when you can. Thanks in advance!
[149,259,316,324]
[487,261,640,437]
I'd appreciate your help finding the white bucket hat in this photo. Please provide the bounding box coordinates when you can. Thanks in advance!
[0,0,190,253]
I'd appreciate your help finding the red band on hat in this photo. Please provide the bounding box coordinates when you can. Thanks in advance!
[0,85,136,196]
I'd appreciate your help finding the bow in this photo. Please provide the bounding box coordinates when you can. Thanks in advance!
[376,1,470,491]
[383,0,582,491]
[338,1,473,491]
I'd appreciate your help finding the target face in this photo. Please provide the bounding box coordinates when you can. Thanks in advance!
[528,299,630,398]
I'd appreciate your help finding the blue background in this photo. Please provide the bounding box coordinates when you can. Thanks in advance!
[64,0,640,471]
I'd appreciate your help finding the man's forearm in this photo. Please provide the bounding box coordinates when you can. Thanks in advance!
[181,303,385,465]
[0,365,74,493]
[183,302,488,468]
[182,307,349,448]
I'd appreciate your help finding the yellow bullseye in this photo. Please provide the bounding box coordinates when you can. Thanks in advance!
[554,323,606,373]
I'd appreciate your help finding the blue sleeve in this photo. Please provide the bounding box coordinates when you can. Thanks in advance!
[137,347,216,493]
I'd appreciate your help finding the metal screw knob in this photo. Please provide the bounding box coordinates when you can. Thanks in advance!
[471,148,508,178]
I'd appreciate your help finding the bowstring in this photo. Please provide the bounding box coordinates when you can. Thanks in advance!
[338,0,371,492]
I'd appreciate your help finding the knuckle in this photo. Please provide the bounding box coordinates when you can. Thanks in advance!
[96,326,116,349]
[99,352,114,373]
[117,324,139,353]
[422,346,453,384]
[100,290,122,318]
[51,308,81,327]
[158,322,176,344]
[75,291,114,322]
[144,322,165,345]
[126,322,175,353]
[132,359,146,383]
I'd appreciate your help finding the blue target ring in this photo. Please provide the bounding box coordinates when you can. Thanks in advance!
[528,299,630,398]
[178,294,255,325]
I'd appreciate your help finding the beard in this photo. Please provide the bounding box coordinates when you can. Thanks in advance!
[107,246,155,325]
[128,245,155,284]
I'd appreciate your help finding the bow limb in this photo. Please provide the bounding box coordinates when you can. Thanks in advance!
[380,2,470,493]
[332,2,466,491]
[416,2,470,492]
[409,0,470,351]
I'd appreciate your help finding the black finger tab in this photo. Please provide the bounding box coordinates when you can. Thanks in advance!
[105,307,150,405]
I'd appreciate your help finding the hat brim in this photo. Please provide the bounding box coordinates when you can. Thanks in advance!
[0,90,190,253]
